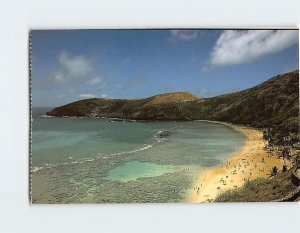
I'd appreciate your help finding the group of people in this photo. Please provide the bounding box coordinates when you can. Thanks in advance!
[193,184,202,194]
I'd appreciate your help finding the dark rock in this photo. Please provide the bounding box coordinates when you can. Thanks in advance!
[157,130,169,138]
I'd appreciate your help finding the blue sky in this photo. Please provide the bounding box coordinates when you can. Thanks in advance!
[31,29,299,107]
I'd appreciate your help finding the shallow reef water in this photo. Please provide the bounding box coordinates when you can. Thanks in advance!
[31,108,245,203]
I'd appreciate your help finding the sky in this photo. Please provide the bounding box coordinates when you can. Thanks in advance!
[31,29,299,107]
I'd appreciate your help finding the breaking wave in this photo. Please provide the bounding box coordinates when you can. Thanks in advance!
[31,129,168,173]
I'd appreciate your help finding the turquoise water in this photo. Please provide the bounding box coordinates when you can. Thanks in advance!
[31,107,245,203]
[103,160,176,182]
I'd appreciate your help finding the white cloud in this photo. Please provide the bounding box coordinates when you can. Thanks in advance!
[59,51,92,76]
[50,51,93,83]
[78,94,96,99]
[170,30,197,41]
[209,30,298,67]
[86,77,105,87]
[51,71,66,83]
[78,93,107,99]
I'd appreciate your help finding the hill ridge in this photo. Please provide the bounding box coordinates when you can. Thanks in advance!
[47,70,299,131]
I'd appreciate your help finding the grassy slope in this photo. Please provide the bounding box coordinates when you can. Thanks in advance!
[47,70,299,131]
[215,170,298,202]
[189,70,299,128]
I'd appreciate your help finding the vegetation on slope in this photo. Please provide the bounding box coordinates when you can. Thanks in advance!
[47,91,202,120]
[198,70,299,129]
[47,70,299,134]
[215,170,299,202]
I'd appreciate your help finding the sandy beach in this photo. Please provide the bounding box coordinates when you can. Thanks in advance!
[186,121,288,203]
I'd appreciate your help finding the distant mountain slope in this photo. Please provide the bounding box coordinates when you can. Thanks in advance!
[143,92,199,106]
[47,91,201,120]
[193,70,299,129]
[47,70,299,129]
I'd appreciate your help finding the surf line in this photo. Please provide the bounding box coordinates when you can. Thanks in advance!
[31,129,167,173]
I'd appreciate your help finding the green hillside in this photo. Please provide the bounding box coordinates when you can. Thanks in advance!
[47,70,299,133]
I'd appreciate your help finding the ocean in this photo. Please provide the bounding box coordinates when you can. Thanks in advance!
[31,107,245,203]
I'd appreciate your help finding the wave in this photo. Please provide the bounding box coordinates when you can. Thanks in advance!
[40,115,55,118]
[154,130,167,143]
[31,166,44,172]
[40,115,86,119]
[31,129,168,173]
